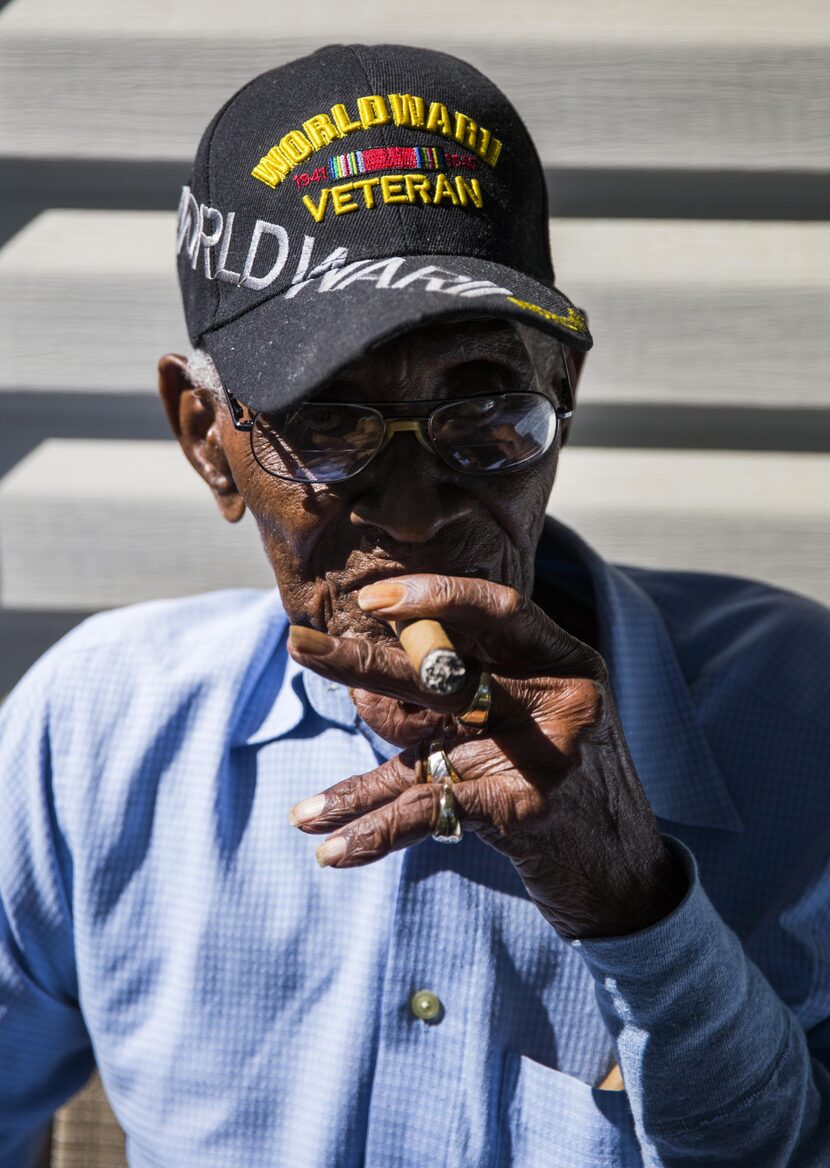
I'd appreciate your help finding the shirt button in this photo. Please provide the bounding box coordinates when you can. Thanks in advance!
[410,989,443,1022]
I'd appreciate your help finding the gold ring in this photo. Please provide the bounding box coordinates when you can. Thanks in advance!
[426,740,461,784]
[431,780,463,843]
[455,671,492,730]
[425,741,463,843]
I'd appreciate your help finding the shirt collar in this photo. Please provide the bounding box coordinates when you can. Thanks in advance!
[227,594,303,747]
[300,670,399,760]
[229,593,361,747]
[537,517,743,832]
[231,524,743,831]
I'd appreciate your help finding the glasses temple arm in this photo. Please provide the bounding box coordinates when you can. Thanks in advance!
[221,382,256,431]
[556,343,575,420]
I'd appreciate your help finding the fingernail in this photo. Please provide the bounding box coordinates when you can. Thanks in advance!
[316,837,347,867]
[358,582,408,612]
[288,625,334,656]
[288,794,326,826]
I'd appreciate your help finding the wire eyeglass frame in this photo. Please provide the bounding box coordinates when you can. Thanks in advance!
[218,343,575,483]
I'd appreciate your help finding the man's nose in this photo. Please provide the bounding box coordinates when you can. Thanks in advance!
[348,433,474,544]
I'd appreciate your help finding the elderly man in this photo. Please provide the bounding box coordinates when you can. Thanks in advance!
[2,43,829,1168]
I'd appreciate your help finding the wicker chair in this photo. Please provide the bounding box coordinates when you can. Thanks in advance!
[48,1073,127,1168]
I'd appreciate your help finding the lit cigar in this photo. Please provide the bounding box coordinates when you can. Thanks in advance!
[394,619,467,695]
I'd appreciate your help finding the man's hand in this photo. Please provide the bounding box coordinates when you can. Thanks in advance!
[286,574,687,940]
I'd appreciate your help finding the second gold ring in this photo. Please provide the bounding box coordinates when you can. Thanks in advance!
[425,740,462,784]
[425,741,463,843]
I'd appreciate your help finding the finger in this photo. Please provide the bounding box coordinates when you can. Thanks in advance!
[358,574,605,680]
[315,782,442,868]
[288,749,419,835]
[287,625,485,711]
[311,742,532,869]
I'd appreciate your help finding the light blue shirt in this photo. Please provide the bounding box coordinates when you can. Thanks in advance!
[2,517,829,1167]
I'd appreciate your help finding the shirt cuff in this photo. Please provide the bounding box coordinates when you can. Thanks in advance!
[569,831,697,956]
[569,834,802,1143]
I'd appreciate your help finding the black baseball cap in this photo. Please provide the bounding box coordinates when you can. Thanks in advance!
[176,43,592,412]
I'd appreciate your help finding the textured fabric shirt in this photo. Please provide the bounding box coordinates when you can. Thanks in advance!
[2,516,829,1168]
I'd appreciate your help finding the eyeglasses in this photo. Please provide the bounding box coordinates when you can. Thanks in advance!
[221,362,574,485]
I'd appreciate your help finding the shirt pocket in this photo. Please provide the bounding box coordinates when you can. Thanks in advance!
[498,1052,642,1168]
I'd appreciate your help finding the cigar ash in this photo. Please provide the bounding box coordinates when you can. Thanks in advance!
[420,648,467,695]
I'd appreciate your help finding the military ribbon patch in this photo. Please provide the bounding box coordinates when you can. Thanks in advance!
[328,146,446,180]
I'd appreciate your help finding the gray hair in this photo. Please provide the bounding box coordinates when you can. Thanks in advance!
[185,348,224,405]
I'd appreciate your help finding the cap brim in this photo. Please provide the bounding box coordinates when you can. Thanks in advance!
[201,254,592,413]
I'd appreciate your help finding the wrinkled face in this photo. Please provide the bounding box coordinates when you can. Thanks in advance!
[213,319,565,644]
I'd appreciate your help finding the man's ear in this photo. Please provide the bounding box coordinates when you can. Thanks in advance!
[157,352,246,524]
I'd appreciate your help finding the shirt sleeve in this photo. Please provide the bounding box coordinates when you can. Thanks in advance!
[571,834,830,1166]
[0,654,95,1167]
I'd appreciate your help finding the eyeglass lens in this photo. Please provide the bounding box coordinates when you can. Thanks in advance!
[429,393,557,473]
[250,393,558,483]
[252,403,385,483]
